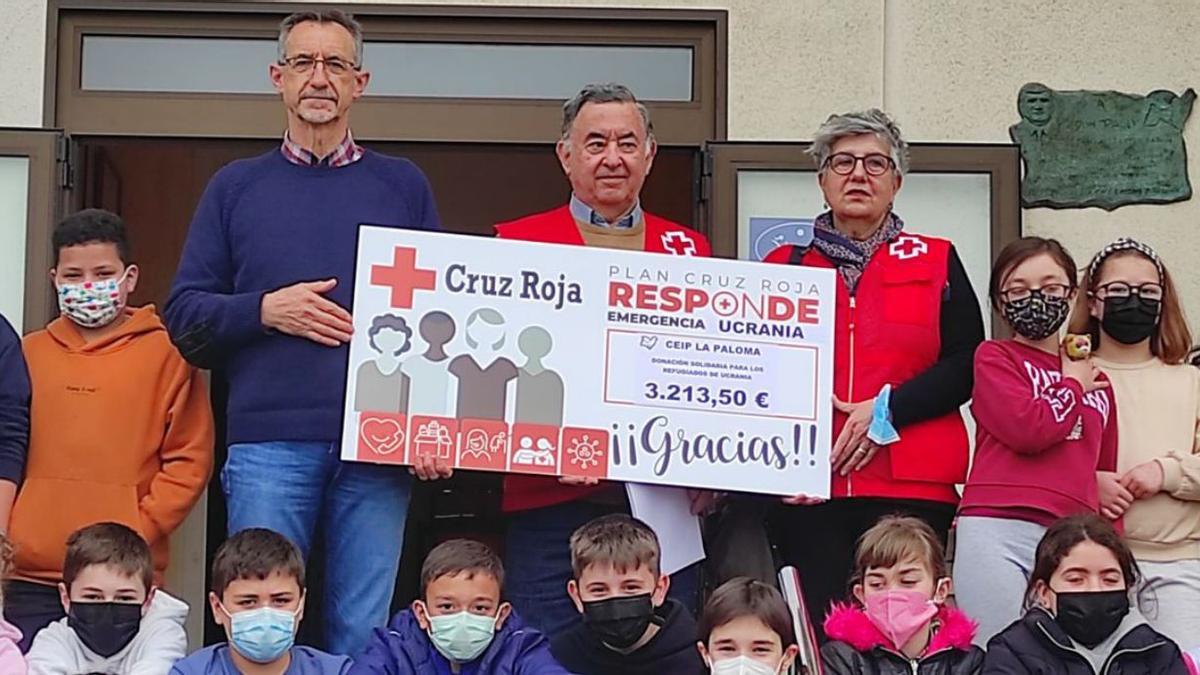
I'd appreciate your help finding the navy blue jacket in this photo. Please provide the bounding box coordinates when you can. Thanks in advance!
[348,608,571,675]
[0,313,29,485]
[983,609,1188,675]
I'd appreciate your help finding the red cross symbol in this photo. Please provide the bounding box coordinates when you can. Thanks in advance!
[717,296,734,311]
[371,246,437,309]
[889,235,928,260]
[661,231,697,256]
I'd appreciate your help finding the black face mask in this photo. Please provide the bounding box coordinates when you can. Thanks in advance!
[1052,589,1129,648]
[1102,295,1160,345]
[68,601,143,657]
[1003,291,1070,341]
[582,593,656,649]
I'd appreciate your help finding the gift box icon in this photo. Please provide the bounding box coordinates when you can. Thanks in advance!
[412,419,454,460]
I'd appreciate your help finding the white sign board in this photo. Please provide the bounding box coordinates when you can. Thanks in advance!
[341,227,836,497]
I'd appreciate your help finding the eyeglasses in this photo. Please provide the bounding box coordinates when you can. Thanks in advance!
[279,56,358,76]
[1000,283,1072,304]
[824,153,895,176]
[1094,281,1164,302]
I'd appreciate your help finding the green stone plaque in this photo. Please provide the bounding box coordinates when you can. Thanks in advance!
[1010,83,1196,210]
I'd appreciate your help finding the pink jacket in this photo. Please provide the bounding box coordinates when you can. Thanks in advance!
[0,617,26,675]
[824,603,977,654]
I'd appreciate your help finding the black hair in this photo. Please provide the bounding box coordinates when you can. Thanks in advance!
[52,209,131,266]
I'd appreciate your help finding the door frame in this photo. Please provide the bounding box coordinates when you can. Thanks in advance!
[0,128,67,332]
[45,1,728,145]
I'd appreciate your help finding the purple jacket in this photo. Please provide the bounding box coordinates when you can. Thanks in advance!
[349,608,571,675]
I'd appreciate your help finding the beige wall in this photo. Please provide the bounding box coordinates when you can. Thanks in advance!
[4,0,1197,315]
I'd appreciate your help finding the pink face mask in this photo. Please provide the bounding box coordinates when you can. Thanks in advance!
[864,589,938,651]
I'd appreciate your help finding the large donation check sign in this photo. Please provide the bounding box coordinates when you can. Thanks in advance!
[340,227,836,497]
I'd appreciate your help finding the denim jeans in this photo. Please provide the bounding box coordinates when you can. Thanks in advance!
[504,499,701,639]
[222,441,412,656]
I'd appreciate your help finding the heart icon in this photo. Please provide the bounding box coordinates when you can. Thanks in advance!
[639,335,659,350]
[360,416,405,455]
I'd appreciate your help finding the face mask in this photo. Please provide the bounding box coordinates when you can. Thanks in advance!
[863,589,939,651]
[710,654,781,675]
[56,270,128,329]
[224,604,298,664]
[1052,588,1129,648]
[1003,290,1070,340]
[582,593,655,649]
[427,607,501,663]
[1101,295,1160,345]
[68,601,142,657]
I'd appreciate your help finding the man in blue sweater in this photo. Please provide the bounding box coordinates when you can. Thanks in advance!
[164,9,439,655]
[0,312,29,531]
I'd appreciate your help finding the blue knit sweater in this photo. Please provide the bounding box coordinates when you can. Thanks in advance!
[164,149,439,443]
[0,313,29,484]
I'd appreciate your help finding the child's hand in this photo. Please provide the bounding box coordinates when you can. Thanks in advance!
[781,493,826,506]
[1121,460,1165,499]
[1097,471,1133,520]
[410,453,453,481]
[1061,350,1108,393]
[687,490,722,515]
[559,476,600,486]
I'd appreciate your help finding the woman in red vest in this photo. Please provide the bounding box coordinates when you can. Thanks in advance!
[763,109,984,640]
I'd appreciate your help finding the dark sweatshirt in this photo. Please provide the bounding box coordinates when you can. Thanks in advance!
[0,313,29,486]
[550,599,704,675]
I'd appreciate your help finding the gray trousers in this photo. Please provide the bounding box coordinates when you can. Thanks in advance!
[1140,558,1200,651]
[952,516,1047,647]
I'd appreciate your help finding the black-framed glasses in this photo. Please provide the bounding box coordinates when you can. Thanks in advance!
[824,152,894,176]
[1000,283,1072,304]
[1094,281,1164,302]
[279,56,358,76]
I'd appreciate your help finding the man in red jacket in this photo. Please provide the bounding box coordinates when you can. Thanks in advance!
[494,83,711,638]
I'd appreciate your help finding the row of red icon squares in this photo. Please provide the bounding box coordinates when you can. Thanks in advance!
[357,412,610,480]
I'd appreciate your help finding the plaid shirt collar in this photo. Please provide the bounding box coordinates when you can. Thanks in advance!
[568,193,644,229]
[280,131,364,168]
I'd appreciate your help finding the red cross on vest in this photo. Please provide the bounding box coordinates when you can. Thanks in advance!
[889,235,928,260]
[371,246,437,309]
[661,231,698,255]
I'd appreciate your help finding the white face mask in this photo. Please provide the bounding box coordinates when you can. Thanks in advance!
[710,655,781,675]
[56,269,129,329]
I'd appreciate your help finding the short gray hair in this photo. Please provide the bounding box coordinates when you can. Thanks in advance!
[278,10,364,65]
[561,83,654,144]
[808,109,909,176]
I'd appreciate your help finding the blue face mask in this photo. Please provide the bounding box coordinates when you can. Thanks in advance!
[422,601,506,663]
[221,603,298,664]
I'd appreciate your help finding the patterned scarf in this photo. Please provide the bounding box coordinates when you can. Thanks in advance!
[812,210,905,292]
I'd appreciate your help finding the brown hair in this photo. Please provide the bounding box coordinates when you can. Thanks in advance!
[988,236,1078,311]
[1023,513,1140,610]
[1068,247,1192,364]
[851,515,947,591]
[420,539,505,598]
[699,577,797,647]
[211,528,305,597]
[63,522,153,592]
[570,514,661,578]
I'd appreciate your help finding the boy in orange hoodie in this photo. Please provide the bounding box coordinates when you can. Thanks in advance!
[3,209,213,650]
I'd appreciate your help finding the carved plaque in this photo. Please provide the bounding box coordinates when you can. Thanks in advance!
[1010,83,1195,210]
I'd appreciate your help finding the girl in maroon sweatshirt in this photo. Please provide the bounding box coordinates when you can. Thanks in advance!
[951,237,1118,647]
